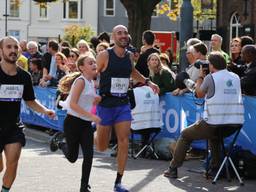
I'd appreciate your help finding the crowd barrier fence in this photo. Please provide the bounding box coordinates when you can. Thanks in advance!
[20,86,256,155]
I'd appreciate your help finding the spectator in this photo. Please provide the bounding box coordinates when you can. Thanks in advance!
[61,46,71,58]
[240,35,254,47]
[173,46,197,96]
[191,42,209,77]
[135,30,160,78]
[17,55,28,71]
[148,53,176,96]
[77,39,90,55]
[29,59,43,86]
[98,31,110,43]
[96,42,109,55]
[160,53,171,69]
[19,40,30,58]
[60,40,71,48]
[27,41,42,60]
[90,36,100,51]
[165,47,174,61]
[211,34,231,64]
[48,52,69,87]
[228,38,245,77]
[230,37,243,65]
[67,48,80,72]
[40,40,59,87]
[240,45,256,96]
[173,39,204,96]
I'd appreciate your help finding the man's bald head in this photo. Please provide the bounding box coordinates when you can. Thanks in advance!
[112,25,129,48]
[112,25,128,33]
[0,36,19,49]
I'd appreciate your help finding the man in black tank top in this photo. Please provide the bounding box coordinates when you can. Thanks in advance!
[96,25,159,192]
[0,36,55,192]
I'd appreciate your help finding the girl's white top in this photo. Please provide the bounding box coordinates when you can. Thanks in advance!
[60,75,96,121]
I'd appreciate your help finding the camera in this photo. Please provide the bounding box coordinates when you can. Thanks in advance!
[194,59,210,75]
[175,72,190,89]
[183,79,196,92]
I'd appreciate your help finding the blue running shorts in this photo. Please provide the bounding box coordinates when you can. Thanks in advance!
[97,104,132,126]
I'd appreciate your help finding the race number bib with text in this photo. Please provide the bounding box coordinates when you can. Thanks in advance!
[0,84,24,101]
[110,78,129,97]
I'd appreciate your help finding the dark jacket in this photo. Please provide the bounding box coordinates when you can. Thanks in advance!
[150,69,176,96]
[241,61,256,96]
[135,47,160,78]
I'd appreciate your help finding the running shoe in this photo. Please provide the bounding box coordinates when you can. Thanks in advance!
[163,167,178,178]
[114,183,129,192]
[49,132,64,152]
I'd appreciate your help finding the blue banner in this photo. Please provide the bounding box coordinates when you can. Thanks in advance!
[20,86,63,131]
[20,87,256,154]
[159,93,256,155]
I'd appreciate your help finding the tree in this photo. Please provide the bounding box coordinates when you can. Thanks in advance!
[120,0,161,49]
[63,25,95,47]
[158,0,216,22]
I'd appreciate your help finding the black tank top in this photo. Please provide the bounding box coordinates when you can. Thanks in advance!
[99,48,132,107]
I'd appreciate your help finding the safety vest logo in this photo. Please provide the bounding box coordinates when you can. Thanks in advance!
[226,79,233,87]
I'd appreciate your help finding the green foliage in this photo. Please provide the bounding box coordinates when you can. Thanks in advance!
[63,24,96,47]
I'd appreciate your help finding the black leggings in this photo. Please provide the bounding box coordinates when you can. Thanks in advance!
[61,114,94,189]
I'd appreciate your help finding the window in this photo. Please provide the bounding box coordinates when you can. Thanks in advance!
[10,0,19,17]
[63,0,82,19]
[104,0,115,16]
[8,30,20,41]
[39,3,47,18]
[230,12,241,41]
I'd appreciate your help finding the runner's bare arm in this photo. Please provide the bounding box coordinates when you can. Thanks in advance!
[96,50,109,74]
[25,100,55,118]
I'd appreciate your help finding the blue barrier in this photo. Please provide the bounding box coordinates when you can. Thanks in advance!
[20,87,256,155]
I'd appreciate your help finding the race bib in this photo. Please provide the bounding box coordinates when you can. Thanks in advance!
[110,78,129,97]
[0,84,24,101]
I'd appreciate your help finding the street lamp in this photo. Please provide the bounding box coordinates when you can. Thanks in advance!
[179,0,194,71]
[3,0,9,36]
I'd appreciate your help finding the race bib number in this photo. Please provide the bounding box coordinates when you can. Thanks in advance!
[110,78,129,97]
[0,84,24,101]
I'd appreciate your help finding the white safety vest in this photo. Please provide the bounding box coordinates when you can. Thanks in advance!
[60,75,96,121]
[203,69,244,125]
[131,86,163,130]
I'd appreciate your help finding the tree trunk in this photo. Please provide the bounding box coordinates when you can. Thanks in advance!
[120,0,161,49]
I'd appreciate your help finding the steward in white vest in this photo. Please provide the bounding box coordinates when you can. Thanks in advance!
[163,51,244,179]
[203,69,244,125]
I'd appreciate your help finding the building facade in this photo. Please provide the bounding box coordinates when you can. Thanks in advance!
[0,0,98,43]
[97,0,180,34]
[98,0,216,39]
[217,0,256,50]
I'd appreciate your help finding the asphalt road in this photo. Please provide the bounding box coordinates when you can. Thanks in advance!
[0,128,255,192]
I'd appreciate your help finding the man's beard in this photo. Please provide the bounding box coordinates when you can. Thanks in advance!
[116,39,128,48]
[2,52,18,64]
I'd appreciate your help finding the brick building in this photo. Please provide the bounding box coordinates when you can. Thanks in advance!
[217,0,256,50]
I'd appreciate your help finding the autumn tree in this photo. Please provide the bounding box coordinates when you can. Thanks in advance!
[63,25,95,47]
[158,0,216,22]
[120,0,161,49]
